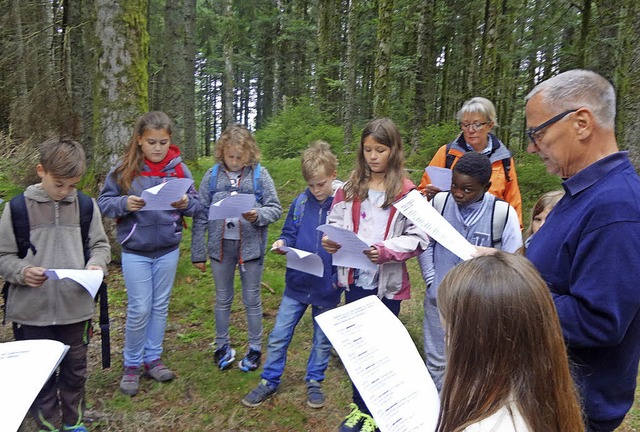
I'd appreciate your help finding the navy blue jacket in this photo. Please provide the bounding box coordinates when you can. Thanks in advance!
[279,189,341,308]
[527,152,640,431]
[98,150,199,258]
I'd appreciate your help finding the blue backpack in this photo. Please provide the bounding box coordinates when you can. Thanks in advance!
[208,163,263,204]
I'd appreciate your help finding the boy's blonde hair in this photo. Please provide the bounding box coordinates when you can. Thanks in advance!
[39,138,86,178]
[214,124,261,167]
[301,141,337,181]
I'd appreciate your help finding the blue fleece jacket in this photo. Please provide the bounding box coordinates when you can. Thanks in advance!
[98,150,199,258]
[526,152,640,431]
[278,189,341,308]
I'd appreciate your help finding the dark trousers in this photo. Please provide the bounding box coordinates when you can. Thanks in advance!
[344,285,401,416]
[19,321,90,430]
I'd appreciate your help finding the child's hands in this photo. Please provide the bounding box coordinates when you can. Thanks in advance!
[23,266,47,287]
[271,240,286,255]
[322,235,341,254]
[363,246,379,263]
[171,194,189,210]
[423,184,442,201]
[126,195,146,212]
[193,262,207,272]
[86,265,103,271]
[242,210,258,223]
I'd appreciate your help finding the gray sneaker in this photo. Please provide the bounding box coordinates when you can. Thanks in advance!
[241,379,278,407]
[306,380,325,408]
[120,366,141,396]
[144,359,175,382]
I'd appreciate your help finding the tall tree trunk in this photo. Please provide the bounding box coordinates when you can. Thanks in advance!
[67,0,96,162]
[410,0,434,154]
[343,0,357,152]
[182,0,197,161]
[222,0,235,127]
[373,0,393,117]
[576,0,591,68]
[94,0,149,172]
[162,0,185,145]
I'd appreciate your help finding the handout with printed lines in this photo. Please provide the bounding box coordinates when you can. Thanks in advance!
[316,224,377,271]
[393,189,477,260]
[139,178,194,211]
[315,295,439,432]
[272,246,324,277]
[0,339,70,432]
[208,193,255,220]
[43,269,104,298]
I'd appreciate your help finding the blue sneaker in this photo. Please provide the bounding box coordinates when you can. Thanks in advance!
[238,348,262,372]
[214,344,236,370]
[241,379,278,407]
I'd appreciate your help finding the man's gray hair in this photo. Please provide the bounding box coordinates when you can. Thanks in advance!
[526,69,616,130]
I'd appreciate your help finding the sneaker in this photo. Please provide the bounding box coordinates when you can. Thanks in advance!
[120,366,141,396]
[214,344,236,370]
[63,424,88,432]
[241,379,278,407]
[144,359,176,382]
[238,348,261,372]
[306,380,325,408]
[359,414,380,432]
[339,403,365,432]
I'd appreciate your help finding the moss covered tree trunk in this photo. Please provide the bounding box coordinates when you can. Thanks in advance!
[94,0,148,173]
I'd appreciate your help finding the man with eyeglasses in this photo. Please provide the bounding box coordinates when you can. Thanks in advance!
[525,69,640,432]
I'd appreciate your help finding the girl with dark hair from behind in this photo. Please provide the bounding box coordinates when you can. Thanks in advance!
[436,252,584,432]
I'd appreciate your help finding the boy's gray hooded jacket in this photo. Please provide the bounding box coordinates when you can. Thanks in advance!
[0,185,111,325]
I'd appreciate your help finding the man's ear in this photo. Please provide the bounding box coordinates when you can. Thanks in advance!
[574,107,594,140]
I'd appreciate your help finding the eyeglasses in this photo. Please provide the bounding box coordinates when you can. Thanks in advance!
[526,109,578,145]
[459,121,490,130]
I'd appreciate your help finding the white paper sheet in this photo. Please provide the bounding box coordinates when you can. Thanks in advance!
[317,224,377,271]
[0,339,69,432]
[275,246,324,277]
[393,190,477,260]
[139,178,194,211]
[425,166,452,191]
[316,296,439,432]
[208,193,255,220]
[43,269,104,298]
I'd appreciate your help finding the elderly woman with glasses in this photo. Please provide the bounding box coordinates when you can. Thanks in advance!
[417,97,523,226]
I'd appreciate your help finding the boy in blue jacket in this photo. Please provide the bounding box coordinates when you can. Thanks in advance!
[242,141,342,409]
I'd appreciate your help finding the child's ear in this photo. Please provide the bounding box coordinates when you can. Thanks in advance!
[36,164,46,179]
[330,170,337,180]
[484,181,491,193]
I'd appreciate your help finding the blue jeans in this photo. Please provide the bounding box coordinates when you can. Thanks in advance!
[261,295,334,388]
[211,239,264,351]
[122,248,179,367]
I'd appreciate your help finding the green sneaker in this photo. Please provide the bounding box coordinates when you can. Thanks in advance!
[338,403,365,432]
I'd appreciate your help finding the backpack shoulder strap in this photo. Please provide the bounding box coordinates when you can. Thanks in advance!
[431,192,450,215]
[9,193,35,259]
[208,163,221,198]
[491,198,510,248]
[253,163,262,203]
[292,192,308,227]
[502,158,511,182]
[77,191,94,263]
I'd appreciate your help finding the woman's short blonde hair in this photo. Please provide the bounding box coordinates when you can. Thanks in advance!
[457,97,498,126]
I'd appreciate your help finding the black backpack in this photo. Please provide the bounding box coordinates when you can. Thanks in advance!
[1,191,111,369]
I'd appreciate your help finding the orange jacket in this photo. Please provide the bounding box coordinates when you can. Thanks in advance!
[417,140,523,227]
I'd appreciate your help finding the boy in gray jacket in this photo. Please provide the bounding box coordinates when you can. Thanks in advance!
[0,139,111,432]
